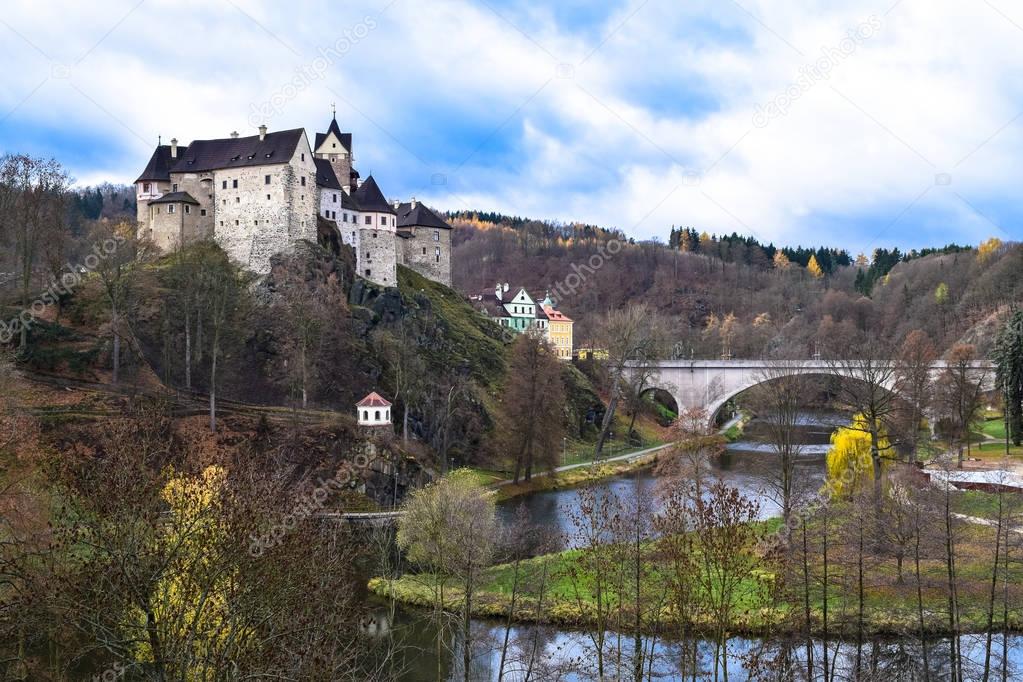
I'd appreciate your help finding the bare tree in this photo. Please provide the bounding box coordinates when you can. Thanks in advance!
[0,155,71,349]
[896,329,938,462]
[936,344,987,468]
[594,304,664,459]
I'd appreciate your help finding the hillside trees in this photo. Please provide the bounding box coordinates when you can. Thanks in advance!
[937,344,987,467]
[497,333,565,483]
[896,329,938,460]
[90,221,143,384]
[993,310,1023,446]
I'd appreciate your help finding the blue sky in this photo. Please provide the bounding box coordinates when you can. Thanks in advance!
[1,0,1021,253]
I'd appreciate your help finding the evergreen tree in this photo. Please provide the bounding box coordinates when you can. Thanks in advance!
[993,310,1023,445]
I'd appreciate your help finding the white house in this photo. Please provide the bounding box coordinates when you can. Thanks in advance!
[357,392,392,427]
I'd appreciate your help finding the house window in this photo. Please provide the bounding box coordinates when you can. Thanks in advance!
[143,182,150,192]
[265,175,271,184]
[364,216,371,225]
[363,410,368,421]
[433,231,440,241]
[232,179,238,188]
[168,204,175,214]
[200,209,207,216]
[301,176,306,187]
[374,410,380,420]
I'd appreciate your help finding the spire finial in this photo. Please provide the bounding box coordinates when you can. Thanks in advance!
[331,102,336,119]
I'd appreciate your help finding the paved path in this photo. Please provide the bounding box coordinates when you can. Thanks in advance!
[492,442,674,488]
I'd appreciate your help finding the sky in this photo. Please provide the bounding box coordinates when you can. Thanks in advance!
[1,0,1021,254]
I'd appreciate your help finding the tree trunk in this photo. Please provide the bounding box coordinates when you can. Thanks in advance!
[184,308,192,390]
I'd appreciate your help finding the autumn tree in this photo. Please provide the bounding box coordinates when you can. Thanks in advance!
[497,333,565,483]
[896,329,938,461]
[807,254,824,279]
[397,470,497,682]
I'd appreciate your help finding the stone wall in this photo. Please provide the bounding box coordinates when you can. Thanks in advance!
[212,132,317,273]
[148,201,200,252]
[357,222,397,286]
[399,226,451,286]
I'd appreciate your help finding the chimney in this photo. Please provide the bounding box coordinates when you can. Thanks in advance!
[392,200,400,209]
[230,131,239,139]
[342,184,351,195]
[495,283,502,301]
[258,125,267,141]
[170,138,178,158]
[411,196,417,209]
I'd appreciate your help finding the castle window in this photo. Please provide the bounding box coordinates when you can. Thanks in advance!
[433,231,440,241]
[222,181,227,189]
[222,199,226,205]
[332,143,336,148]
[142,182,150,192]
[232,179,238,188]
[154,207,160,214]
[364,216,371,225]
[220,221,224,226]
[365,269,371,277]
[422,247,426,255]
[167,205,175,214]
[301,176,306,187]
[435,247,440,262]
[184,205,190,214]
[301,153,305,161]
[265,175,271,184]
[331,155,337,161]
[267,194,271,200]
[235,197,240,203]
[235,220,239,226]
[254,220,259,225]
[200,209,207,216]
[172,183,178,192]
[373,232,377,238]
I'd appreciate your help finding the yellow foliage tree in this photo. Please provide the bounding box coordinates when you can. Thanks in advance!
[773,251,791,270]
[977,237,1003,263]
[807,254,824,279]
[826,414,890,498]
[134,466,236,675]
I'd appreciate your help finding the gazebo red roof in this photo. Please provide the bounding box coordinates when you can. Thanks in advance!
[357,392,392,408]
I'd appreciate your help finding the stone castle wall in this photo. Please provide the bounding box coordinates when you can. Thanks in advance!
[399,226,451,287]
[357,216,398,287]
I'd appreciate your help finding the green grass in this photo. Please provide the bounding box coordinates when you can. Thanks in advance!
[980,417,1008,441]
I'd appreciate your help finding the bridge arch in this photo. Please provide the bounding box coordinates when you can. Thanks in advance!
[631,359,994,428]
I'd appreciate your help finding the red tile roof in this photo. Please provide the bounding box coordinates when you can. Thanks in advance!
[543,305,572,322]
[357,392,392,407]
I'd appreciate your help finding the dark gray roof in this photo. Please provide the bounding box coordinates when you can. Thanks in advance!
[352,175,395,214]
[165,128,305,173]
[394,202,451,230]
[149,191,199,205]
[314,116,352,152]
[314,157,342,189]
[475,292,507,318]
[135,145,187,183]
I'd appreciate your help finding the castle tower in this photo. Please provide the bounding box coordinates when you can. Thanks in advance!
[352,175,398,286]
[313,108,356,193]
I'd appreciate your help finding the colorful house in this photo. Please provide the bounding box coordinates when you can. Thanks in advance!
[541,294,574,360]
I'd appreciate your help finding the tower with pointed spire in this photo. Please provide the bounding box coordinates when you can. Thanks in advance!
[313,107,357,193]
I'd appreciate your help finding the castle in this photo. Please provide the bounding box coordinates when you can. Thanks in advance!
[134,112,452,287]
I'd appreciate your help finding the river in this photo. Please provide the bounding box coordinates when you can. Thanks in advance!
[385,409,1021,681]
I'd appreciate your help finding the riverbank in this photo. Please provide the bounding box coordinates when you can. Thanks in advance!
[370,495,1023,638]
[491,442,670,502]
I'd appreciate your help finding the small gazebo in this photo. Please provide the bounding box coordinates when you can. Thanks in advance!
[357,392,392,427]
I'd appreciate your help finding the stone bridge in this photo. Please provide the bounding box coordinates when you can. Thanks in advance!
[631,359,996,424]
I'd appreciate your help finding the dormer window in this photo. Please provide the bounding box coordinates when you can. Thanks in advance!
[231,155,240,161]
[265,152,273,158]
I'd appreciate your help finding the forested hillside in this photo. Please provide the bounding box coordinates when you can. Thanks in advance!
[450,212,1020,356]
